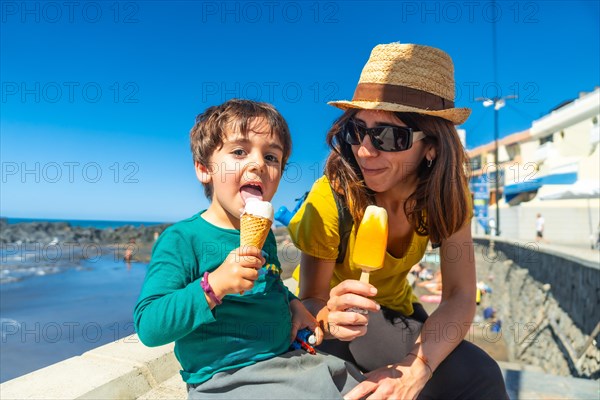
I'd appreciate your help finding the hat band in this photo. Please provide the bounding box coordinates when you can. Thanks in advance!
[353,83,454,111]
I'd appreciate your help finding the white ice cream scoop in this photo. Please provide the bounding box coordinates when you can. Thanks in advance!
[242,198,274,222]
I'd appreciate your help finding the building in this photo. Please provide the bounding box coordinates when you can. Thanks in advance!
[469,87,600,246]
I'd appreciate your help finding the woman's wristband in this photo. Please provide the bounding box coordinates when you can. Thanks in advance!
[201,272,222,305]
[408,352,433,380]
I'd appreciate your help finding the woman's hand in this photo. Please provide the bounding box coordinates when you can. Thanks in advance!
[343,355,431,400]
[289,299,323,345]
[323,280,380,341]
[298,254,378,341]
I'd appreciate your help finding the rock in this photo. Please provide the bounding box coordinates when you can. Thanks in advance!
[542,283,551,292]
[0,221,171,248]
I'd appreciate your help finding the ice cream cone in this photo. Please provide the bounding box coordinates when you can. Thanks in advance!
[240,213,272,250]
[239,198,274,295]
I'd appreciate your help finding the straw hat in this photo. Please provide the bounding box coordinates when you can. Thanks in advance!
[329,43,471,125]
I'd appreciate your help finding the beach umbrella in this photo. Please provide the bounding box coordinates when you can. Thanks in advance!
[539,180,600,200]
[540,180,600,246]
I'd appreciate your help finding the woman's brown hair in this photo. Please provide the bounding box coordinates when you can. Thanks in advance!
[324,111,471,244]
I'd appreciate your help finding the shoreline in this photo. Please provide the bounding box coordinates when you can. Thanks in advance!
[0,254,147,383]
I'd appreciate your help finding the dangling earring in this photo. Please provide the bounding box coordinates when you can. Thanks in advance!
[427,158,433,168]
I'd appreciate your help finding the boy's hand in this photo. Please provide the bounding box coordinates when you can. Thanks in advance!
[290,299,323,346]
[209,246,265,297]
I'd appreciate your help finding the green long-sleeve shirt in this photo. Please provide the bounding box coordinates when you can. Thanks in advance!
[133,212,294,384]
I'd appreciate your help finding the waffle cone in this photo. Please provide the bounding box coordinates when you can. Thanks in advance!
[240,214,272,249]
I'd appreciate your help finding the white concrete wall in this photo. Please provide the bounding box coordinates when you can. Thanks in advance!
[478,198,600,246]
[0,335,181,400]
[553,117,596,158]
[579,143,600,181]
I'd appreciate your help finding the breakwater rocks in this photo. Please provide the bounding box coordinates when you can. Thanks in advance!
[0,218,172,283]
[0,218,171,246]
[0,219,296,282]
[474,241,599,379]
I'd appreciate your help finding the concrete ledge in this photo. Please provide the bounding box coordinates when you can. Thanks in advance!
[473,235,600,269]
[136,374,186,400]
[2,276,598,399]
[84,334,179,386]
[501,363,600,400]
[0,334,178,400]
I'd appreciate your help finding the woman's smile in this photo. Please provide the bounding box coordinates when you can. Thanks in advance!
[360,165,387,176]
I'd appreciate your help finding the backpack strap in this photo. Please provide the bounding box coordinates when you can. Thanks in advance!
[330,186,354,265]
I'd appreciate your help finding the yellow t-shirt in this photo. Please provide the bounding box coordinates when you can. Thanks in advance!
[288,176,428,316]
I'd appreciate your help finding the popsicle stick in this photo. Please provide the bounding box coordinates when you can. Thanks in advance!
[359,271,370,283]
[345,271,371,315]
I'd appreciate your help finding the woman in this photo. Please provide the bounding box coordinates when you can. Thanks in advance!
[288,43,508,399]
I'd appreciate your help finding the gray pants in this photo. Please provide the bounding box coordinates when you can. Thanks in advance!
[187,349,364,399]
[350,310,423,371]
[318,309,423,372]
[320,306,509,400]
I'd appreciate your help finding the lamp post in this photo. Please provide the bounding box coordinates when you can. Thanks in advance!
[475,95,517,236]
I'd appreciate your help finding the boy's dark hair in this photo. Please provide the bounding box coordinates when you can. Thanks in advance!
[190,99,292,199]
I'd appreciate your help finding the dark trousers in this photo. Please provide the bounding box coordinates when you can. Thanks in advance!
[319,304,509,400]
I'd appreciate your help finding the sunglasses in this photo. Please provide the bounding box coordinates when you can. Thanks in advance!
[343,118,426,152]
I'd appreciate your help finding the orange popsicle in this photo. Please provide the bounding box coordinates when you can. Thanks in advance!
[352,205,388,283]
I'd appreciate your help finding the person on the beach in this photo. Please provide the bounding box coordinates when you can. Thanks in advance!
[134,99,362,399]
[124,238,136,268]
[535,213,545,242]
[288,43,508,399]
[416,270,442,295]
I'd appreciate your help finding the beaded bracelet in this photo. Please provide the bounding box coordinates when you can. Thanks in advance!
[408,352,433,380]
[201,272,222,305]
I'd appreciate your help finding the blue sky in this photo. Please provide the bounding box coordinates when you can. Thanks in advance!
[1,1,599,222]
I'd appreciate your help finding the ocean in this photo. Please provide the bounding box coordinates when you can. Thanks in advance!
[0,218,155,383]
[4,217,168,230]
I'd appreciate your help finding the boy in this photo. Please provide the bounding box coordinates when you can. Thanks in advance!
[134,99,362,399]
